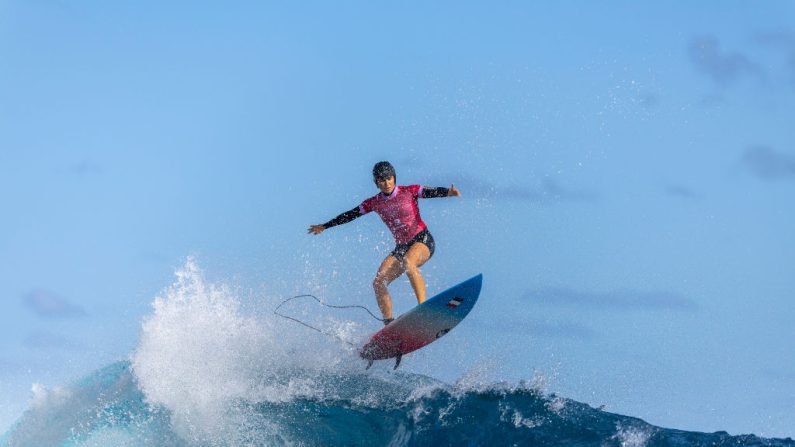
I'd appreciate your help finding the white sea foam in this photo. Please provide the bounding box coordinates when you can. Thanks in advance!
[510,409,542,429]
[29,383,72,410]
[130,257,361,445]
[126,257,577,445]
[498,402,544,429]
[453,363,551,398]
[546,396,567,414]
[611,422,654,447]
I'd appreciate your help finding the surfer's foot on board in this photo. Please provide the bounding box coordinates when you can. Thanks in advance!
[383,318,394,326]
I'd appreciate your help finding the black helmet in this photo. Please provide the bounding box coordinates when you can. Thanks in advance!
[372,161,396,182]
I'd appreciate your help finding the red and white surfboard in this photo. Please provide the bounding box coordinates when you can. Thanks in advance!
[359,274,483,369]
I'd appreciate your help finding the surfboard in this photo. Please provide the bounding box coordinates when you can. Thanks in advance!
[359,274,482,369]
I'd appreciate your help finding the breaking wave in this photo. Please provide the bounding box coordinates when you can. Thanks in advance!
[3,260,793,446]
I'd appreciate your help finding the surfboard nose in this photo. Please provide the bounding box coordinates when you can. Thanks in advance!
[461,274,483,295]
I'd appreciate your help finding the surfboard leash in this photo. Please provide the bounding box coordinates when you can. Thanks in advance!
[273,294,386,347]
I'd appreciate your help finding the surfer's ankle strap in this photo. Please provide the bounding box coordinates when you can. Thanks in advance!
[383,318,394,326]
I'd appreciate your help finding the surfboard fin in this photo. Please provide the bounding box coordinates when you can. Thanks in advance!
[393,353,402,370]
[365,359,374,370]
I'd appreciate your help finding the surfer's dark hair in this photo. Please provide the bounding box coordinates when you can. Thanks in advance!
[373,161,396,182]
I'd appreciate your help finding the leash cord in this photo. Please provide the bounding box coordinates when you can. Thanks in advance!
[273,294,385,347]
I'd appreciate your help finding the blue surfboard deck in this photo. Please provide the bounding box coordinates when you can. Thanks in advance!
[359,274,482,368]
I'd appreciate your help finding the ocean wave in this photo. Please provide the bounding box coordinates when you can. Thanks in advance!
[3,360,794,447]
[3,259,793,446]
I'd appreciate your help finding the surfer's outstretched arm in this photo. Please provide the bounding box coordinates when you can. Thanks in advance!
[307,207,363,234]
[421,184,461,198]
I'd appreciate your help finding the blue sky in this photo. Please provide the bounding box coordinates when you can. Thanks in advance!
[1,0,794,438]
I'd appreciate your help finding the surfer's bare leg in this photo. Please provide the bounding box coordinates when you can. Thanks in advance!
[373,255,405,320]
[403,242,431,304]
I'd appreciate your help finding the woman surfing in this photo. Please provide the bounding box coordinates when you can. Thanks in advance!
[308,161,461,325]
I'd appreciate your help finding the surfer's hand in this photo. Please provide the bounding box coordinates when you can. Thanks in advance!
[308,224,325,235]
[448,184,461,197]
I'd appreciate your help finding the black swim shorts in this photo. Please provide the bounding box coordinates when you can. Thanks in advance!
[391,228,435,262]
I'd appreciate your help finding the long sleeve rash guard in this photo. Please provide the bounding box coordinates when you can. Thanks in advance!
[322,186,450,236]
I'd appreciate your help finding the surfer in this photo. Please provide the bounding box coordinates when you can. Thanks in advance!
[308,161,461,325]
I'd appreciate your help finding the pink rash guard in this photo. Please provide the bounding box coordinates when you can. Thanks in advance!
[359,185,427,244]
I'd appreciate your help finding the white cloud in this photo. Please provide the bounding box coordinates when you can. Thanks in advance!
[22,290,86,318]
